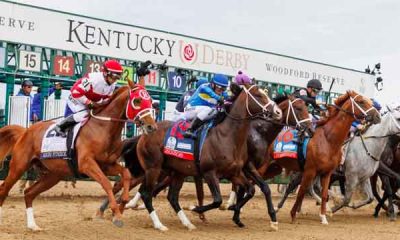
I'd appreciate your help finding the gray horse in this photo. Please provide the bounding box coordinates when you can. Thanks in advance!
[332,105,400,213]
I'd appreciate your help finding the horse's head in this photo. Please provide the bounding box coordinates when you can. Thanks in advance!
[274,94,312,131]
[234,83,282,121]
[126,81,157,134]
[335,90,381,124]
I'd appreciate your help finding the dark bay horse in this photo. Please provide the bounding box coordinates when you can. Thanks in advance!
[217,94,312,225]
[133,83,282,231]
[258,90,381,224]
[0,80,156,231]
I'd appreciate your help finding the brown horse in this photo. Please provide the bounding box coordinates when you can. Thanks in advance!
[217,94,312,226]
[131,83,282,231]
[0,79,156,231]
[259,90,381,224]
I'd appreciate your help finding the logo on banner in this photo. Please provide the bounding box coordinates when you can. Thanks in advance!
[179,41,198,64]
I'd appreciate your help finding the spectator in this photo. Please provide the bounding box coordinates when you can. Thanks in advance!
[16,80,34,120]
[31,83,62,122]
[152,101,162,122]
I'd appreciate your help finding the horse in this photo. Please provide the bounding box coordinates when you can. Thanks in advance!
[258,90,381,224]
[131,83,282,231]
[371,134,400,220]
[0,79,157,231]
[331,105,400,215]
[216,94,312,218]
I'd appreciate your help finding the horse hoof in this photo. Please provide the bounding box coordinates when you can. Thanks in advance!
[270,221,279,231]
[28,225,43,232]
[234,221,245,228]
[186,223,197,231]
[199,213,207,223]
[320,214,329,225]
[112,218,124,228]
[157,225,169,231]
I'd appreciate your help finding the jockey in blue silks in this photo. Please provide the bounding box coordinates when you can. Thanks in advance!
[182,74,229,138]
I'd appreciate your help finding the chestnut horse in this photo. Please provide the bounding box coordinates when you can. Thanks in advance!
[133,83,282,231]
[0,80,156,230]
[259,90,381,224]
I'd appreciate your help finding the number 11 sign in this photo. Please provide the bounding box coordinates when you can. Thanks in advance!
[52,55,75,76]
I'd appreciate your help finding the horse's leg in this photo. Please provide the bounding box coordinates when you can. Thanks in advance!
[376,175,395,220]
[0,152,31,225]
[191,171,222,214]
[166,174,196,230]
[152,175,171,197]
[79,160,124,227]
[140,168,168,231]
[104,163,132,214]
[373,174,387,218]
[277,172,302,211]
[290,170,316,223]
[193,176,207,222]
[243,164,279,231]
[98,176,144,217]
[319,172,333,225]
[332,175,357,213]
[23,172,61,231]
[220,184,236,210]
[350,179,374,209]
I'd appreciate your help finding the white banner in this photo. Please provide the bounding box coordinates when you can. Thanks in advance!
[0,1,375,96]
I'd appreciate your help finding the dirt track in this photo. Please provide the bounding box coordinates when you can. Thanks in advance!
[0,181,399,240]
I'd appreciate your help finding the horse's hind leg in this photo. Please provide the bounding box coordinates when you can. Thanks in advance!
[290,170,316,223]
[140,168,168,231]
[166,174,196,230]
[191,171,222,214]
[351,179,374,209]
[319,172,333,224]
[0,152,31,224]
[277,172,302,211]
[24,172,61,231]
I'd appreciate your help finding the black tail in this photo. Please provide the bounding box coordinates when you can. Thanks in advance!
[121,136,143,177]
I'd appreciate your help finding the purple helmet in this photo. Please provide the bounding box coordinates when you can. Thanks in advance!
[234,71,252,85]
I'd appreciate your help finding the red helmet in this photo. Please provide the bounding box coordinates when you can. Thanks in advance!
[103,59,123,73]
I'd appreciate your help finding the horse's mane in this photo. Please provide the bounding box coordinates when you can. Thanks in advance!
[273,94,288,104]
[94,85,130,114]
[316,91,351,127]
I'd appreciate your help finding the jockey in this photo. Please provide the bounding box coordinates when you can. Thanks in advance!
[293,79,323,110]
[175,77,209,113]
[234,70,253,85]
[183,74,229,138]
[53,59,123,137]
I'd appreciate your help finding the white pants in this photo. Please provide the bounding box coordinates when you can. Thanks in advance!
[171,110,185,122]
[183,105,217,121]
[66,96,88,122]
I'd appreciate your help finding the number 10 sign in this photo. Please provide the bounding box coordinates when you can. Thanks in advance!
[18,50,42,72]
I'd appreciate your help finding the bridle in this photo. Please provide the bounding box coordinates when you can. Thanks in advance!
[332,94,378,122]
[242,85,277,118]
[286,97,312,129]
[90,87,153,128]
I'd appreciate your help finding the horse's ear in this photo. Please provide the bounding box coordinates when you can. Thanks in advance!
[230,82,242,97]
[127,78,136,89]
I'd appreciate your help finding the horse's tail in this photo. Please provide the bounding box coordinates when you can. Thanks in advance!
[0,125,26,165]
[121,135,143,177]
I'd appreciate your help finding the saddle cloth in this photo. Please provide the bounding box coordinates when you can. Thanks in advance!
[163,120,211,161]
[273,127,310,169]
[40,122,81,160]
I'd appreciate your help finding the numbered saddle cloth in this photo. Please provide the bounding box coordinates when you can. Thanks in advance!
[163,120,212,161]
[40,122,81,160]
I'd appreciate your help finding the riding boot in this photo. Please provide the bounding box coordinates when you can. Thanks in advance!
[183,118,204,139]
[53,115,77,138]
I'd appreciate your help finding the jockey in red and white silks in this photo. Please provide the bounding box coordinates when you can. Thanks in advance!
[54,59,123,137]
